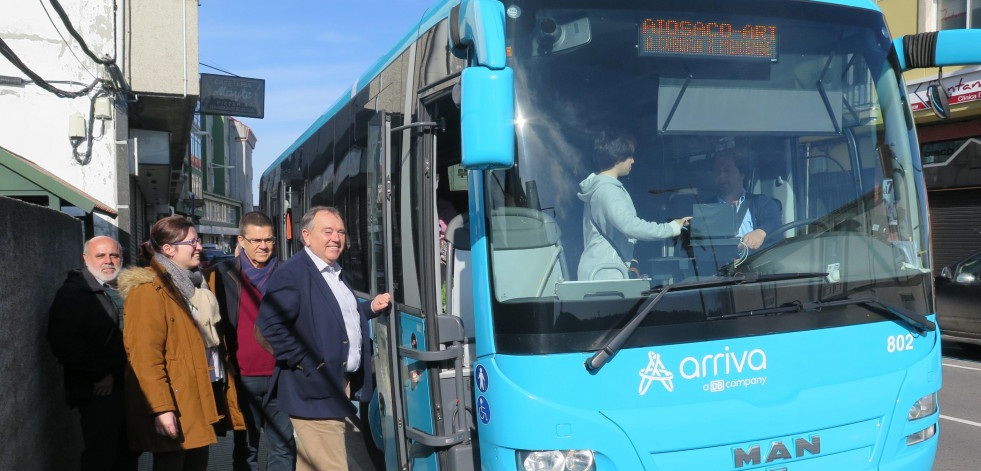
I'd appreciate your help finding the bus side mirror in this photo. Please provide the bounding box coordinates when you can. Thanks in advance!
[927,79,951,120]
[449,0,507,68]
[461,67,515,170]
[893,31,981,118]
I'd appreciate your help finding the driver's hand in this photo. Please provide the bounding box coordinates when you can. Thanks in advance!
[741,229,767,250]
[628,259,642,279]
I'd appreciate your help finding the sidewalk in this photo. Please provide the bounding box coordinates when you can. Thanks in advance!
[136,417,375,470]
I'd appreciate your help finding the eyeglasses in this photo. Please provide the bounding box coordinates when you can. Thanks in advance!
[170,238,202,247]
[243,237,275,246]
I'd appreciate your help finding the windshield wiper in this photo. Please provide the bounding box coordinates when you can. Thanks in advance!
[584,272,828,372]
[718,296,936,333]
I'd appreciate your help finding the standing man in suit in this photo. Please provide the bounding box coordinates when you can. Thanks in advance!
[206,211,295,470]
[256,206,391,471]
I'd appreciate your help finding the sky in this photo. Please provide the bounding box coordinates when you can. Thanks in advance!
[198,0,437,204]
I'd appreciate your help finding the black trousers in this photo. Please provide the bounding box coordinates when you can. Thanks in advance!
[152,447,209,471]
[78,388,138,471]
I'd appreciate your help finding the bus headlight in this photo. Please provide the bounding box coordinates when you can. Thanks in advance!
[908,393,938,420]
[518,449,596,471]
[906,424,936,446]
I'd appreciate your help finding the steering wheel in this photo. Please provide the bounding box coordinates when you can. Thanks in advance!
[771,218,829,236]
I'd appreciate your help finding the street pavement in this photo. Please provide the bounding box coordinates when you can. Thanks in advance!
[136,416,375,470]
[934,341,981,471]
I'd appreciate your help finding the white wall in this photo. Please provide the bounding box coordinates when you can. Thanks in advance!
[126,0,199,96]
[0,0,121,213]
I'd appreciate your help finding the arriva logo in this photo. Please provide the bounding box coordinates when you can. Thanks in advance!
[637,347,769,395]
[638,351,675,394]
[679,347,767,379]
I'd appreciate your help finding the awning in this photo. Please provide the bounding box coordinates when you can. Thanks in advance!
[0,146,117,217]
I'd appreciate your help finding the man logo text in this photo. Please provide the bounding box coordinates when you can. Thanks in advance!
[733,436,820,468]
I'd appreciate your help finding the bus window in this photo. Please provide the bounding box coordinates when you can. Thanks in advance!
[485,0,930,354]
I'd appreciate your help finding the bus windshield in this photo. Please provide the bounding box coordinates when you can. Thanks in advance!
[486,0,932,354]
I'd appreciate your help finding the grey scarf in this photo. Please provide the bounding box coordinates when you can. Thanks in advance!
[153,252,221,348]
[153,252,201,300]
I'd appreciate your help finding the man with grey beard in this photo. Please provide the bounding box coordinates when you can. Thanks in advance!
[47,236,137,471]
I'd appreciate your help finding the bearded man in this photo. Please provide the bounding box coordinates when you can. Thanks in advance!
[47,235,137,471]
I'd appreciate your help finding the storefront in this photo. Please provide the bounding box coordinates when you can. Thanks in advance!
[198,192,242,253]
[908,67,981,270]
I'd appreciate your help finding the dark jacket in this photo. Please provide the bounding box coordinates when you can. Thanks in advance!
[736,192,783,239]
[46,268,126,407]
[256,251,380,420]
[205,257,245,375]
[205,257,245,329]
[205,256,280,374]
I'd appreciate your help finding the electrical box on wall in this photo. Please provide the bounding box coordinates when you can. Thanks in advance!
[68,113,86,138]
[94,97,112,120]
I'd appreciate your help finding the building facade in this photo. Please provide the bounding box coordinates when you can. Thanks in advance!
[0,0,200,261]
[177,114,256,253]
[881,0,981,270]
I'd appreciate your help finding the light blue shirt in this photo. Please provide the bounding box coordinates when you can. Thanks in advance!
[719,193,755,238]
[305,247,361,373]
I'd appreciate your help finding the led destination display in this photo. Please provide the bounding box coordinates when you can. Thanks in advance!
[639,17,778,60]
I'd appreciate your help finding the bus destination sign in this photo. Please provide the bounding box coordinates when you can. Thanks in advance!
[639,17,778,60]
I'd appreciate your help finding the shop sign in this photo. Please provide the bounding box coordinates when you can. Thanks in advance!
[200,73,265,119]
[909,71,981,111]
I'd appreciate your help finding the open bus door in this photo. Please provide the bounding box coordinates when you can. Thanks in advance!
[366,111,410,470]
[367,111,472,471]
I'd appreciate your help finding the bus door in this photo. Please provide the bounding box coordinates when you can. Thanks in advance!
[422,91,477,471]
[368,110,469,471]
[367,111,410,470]
[278,184,296,260]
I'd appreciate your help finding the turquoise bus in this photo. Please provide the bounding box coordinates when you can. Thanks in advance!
[259,1,981,469]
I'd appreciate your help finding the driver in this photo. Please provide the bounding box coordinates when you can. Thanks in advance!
[710,147,782,250]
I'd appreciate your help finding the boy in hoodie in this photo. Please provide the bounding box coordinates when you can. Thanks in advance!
[578,131,691,280]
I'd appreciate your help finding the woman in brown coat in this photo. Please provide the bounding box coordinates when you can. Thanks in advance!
[118,216,244,470]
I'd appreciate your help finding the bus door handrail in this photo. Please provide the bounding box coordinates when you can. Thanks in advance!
[396,314,471,447]
[397,345,462,361]
[390,121,439,133]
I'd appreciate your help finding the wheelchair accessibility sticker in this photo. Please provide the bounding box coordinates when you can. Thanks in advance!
[477,396,491,425]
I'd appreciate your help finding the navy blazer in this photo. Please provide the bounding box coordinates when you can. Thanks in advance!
[256,251,379,420]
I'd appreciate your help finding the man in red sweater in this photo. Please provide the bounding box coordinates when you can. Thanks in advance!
[207,212,294,470]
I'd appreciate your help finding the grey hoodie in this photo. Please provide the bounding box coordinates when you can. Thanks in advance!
[577,173,681,280]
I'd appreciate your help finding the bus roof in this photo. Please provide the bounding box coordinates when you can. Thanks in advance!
[261,0,881,179]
